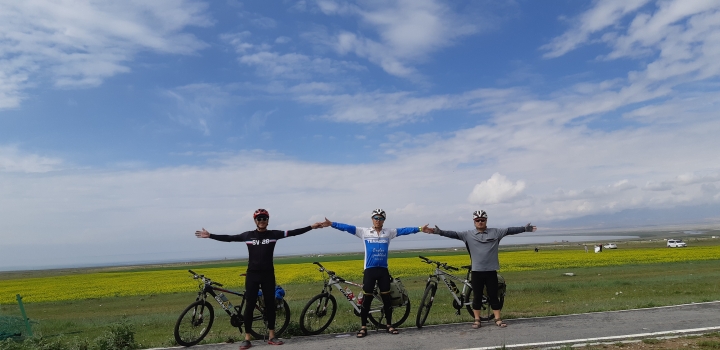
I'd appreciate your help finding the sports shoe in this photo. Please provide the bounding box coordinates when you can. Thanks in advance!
[268,337,284,345]
[239,340,252,350]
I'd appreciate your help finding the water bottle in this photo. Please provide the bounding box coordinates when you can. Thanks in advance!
[345,287,354,301]
[357,292,364,305]
[450,281,459,294]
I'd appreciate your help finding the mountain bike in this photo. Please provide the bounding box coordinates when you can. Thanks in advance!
[173,270,290,347]
[298,262,411,335]
[415,256,505,328]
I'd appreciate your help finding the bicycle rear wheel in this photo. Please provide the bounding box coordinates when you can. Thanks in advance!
[367,294,410,329]
[416,283,436,328]
[174,300,214,347]
[299,293,337,335]
[247,298,291,339]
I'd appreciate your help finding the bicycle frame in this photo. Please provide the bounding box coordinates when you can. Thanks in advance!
[313,262,378,316]
[426,265,474,310]
[190,270,249,327]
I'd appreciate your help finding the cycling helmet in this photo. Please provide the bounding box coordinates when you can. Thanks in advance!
[371,209,386,219]
[253,208,269,219]
[472,210,487,219]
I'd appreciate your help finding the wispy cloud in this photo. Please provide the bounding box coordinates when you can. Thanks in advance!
[317,0,480,78]
[0,145,62,173]
[0,0,211,110]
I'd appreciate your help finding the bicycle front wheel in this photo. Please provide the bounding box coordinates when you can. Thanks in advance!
[299,293,337,335]
[248,298,291,339]
[174,300,214,347]
[416,283,436,328]
[367,295,410,329]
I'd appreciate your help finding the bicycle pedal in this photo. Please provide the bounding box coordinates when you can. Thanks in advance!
[455,310,461,316]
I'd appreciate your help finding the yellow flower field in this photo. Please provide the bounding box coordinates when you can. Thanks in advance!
[2,245,719,304]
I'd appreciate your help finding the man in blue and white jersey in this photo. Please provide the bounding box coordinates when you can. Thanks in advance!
[321,209,427,337]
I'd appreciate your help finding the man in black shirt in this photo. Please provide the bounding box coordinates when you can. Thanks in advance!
[196,208,325,349]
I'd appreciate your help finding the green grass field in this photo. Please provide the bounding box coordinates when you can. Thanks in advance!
[1,238,719,349]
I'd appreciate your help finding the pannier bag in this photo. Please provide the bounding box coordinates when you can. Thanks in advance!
[388,277,409,306]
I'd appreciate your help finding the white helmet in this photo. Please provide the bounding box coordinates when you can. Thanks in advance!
[472,210,487,219]
[371,209,386,219]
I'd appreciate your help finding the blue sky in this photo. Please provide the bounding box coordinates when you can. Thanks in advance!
[2,0,720,270]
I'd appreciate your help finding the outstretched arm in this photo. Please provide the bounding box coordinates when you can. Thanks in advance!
[428,226,464,240]
[195,228,246,242]
[395,224,429,237]
[506,223,537,236]
[323,217,357,235]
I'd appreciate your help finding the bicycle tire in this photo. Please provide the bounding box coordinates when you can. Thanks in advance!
[415,283,436,328]
[367,294,411,329]
[247,298,291,339]
[299,293,337,335]
[174,300,214,347]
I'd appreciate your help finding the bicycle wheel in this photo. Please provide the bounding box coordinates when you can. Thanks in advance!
[299,293,337,335]
[416,283,436,328]
[247,298,291,339]
[367,294,410,329]
[174,300,214,347]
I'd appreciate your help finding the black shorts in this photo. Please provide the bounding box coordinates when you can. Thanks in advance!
[362,267,391,293]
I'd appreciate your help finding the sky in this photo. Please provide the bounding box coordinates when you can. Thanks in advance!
[2,0,720,271]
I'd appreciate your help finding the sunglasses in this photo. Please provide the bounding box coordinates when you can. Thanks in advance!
[255,217,269,222]
[473,218,487,222]
[372,216,385,221]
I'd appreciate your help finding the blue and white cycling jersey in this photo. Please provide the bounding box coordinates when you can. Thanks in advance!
[331,222,419,269]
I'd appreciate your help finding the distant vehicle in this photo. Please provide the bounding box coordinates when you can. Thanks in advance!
[667,239,687,248]
[603,243,617,249]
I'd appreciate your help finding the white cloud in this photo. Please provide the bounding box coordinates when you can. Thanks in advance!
[296,91,453,124]
[0,0,210,110]
[541,0,651,58]
[468,173,526,205]
[319,0,479,78]
[222,31,364,80]
[0,145,63,173]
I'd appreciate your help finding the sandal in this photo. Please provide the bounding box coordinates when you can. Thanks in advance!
[472,319,482,329]
[495,319,507,328]
[356,327,368,338]
[267,337,284,345]
[387,327,399,335]
[239,340,253,350]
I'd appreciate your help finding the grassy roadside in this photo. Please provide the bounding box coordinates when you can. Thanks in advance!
[2,258,719,348]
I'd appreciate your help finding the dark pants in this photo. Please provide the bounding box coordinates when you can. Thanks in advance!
[471,270,502,311]
[244,271,277,330]
[361,267,393,326]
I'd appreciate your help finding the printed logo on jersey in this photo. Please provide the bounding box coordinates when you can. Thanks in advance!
[246,238,275,245]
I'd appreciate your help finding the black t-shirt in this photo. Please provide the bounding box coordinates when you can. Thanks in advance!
[208,226,312,272]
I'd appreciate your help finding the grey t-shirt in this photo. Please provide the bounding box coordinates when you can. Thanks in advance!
[435,226,528,271]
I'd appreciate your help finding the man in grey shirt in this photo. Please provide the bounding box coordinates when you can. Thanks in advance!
[423,210,536,328]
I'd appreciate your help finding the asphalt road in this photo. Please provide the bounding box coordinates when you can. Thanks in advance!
[152,301,720,350]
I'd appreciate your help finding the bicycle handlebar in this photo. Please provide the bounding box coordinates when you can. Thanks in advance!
[187,269,223,287]
[418,256,459,271]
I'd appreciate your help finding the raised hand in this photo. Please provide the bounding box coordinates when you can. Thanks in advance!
[195,228,210,238]
[525,223,537,232]
[321,217,332,228]
[421,225,436,234]
[311,221,325,229]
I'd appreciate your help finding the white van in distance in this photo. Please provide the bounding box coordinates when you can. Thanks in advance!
[667,239,687,248]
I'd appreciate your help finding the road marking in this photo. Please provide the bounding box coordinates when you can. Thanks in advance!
[458,326,720,350]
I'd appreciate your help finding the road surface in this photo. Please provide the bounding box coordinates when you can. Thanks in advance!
[152,301,720,350]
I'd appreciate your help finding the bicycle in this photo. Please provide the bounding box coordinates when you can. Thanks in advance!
[298,262,411,335]
[173,270,290,347]
[415,256,505,328]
